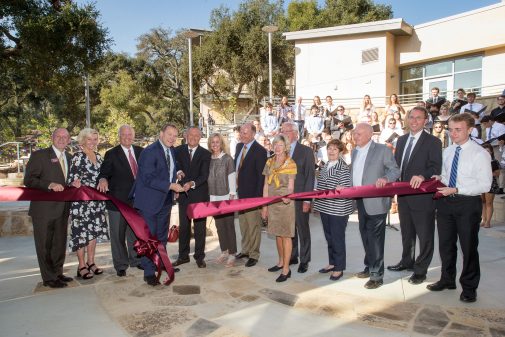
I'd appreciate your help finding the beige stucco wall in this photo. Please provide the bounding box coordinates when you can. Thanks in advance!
[295,33,389,106]
[396,3,505,66]
[482,46,505,96]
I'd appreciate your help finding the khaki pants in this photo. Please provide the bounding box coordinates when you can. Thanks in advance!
[238,207,262,260]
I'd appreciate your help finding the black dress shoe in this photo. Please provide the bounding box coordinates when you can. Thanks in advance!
[174,267,180,273]
[460,292,477,303]
[268,265,283,272]
[136,265,144,270]
[173,258,190,267]
[245,258,258,267]
[408,274,426,285]
[43,279,67,288]
[355,269,370,279]
[426,281,457,292]
[235,253,249,259]
[57,274,73,283]
[364,279,383,289]
[196,259,206,268]
[276,270,291,282]
[298,262,308,273]
[387,262,412,272]
[289,257,299,265]
[144,275,160,286]
[116,270,126,277]
[330,272,344,281]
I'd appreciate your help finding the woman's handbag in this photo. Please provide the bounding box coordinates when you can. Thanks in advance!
[167,225,179,243]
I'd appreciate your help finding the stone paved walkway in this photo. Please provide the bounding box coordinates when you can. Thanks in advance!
[1,212,505,337]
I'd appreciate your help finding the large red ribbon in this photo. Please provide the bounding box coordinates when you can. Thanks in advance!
[187,179,445,219]
[0,186,175,285]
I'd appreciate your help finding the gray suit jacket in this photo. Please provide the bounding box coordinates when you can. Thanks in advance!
[351,141,400,215]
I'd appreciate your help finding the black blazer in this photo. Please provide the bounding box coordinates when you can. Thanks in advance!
[24,147,72,219]
[175,144,211,203]
[235,140,267,198]
[98,144,143,207]
[395,131,442,209]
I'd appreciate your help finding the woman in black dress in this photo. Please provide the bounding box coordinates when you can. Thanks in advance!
[481,143,500,228]
[68,128,108,279]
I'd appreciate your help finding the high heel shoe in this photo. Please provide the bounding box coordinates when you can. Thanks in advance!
[77,266,93,280]
[86,262,103,275]
[276,269,291,282]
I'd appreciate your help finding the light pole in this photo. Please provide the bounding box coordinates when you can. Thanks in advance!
[84,74,91,128]
[186,30,201,127]
[262,25,278,104]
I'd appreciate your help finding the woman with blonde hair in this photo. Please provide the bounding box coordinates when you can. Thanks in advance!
[207,133,237,267]
[68,128,108,279]
[262,135,297,282]
[359,94,375,120]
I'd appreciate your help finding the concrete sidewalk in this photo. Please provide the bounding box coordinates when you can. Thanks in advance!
[1,211,505,337]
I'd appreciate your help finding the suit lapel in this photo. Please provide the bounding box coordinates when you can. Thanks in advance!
[49,147,66,181]
[408,131,425,162]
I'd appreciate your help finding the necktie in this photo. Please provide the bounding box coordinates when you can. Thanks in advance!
[59,153,67,180]
[448,146,461,188]
[469,104,473,112]
[401,137,415,180]
[128,148,138,178]
[189,148,193,163]
[239,145,247,171]
[488,125,493,140]
[297,105,301,120]
[165,148,171,177]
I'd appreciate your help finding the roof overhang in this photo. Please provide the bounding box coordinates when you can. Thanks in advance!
[283,18,413,41]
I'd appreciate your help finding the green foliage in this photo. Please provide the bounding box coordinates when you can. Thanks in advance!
[0,0,110,141]
[286,0,393,32]
[192,0,294,114]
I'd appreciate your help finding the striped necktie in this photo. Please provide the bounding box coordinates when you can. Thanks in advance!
[448,146,461,188]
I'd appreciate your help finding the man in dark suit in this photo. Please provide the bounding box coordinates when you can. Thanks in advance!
[351,123,400,289]
[281,121,315,273]
[98,125,143,277]
[425,87,447,119]
[24,128,73,288]
[235,123,267,267]
[387,107,442,285]
[173,127,211,268]
[131,124,184,286]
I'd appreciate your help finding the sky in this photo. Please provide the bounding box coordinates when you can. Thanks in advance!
[75,0,500,56]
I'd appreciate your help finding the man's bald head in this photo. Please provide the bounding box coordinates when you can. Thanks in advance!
[352,123,373,147]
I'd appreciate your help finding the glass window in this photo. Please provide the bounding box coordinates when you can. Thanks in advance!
[455,56,482,72]
[425,61,452,77]
[401,67,423,80]
[401,80,423,102]
[454,70,482,92]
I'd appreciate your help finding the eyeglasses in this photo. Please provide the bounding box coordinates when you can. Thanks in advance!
[337,109,344,111]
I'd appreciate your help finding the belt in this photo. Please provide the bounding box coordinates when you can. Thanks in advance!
[448,194,479,199]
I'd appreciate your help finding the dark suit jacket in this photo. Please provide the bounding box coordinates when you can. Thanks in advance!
[292,142,315,194]
[394,131,442,210]
[175,144,211,204]
[132,141,177,214]
[235,140,267,198]
[24,147,72,220]
[98,144,143,208]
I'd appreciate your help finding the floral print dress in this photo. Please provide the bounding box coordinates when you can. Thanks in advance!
[67,151,108,251]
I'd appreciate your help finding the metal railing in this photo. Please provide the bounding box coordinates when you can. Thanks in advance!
[0,142,24,173]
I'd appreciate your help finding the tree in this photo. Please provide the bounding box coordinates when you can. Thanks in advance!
[192,0,294,116]
[0,0,110,140]
[286,0,393,32]
[136,28,193,127]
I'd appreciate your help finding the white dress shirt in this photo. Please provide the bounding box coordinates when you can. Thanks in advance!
[486,122,505,144]
[352,140,372,187]
[441,140,492,196]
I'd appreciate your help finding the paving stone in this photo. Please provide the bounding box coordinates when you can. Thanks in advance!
[413,306,450,336]
[173,285,200,295]
[119,308,195,336]
[186,318,220,337]
[490,325,505,337]
[152,294,203,306]
[441,322,487,337]
[259,288,298,307]
[240,294,259,302]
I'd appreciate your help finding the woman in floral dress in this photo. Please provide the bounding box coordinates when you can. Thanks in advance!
[68,128,108,279]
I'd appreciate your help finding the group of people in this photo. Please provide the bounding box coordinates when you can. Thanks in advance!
[25,95,497,302]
